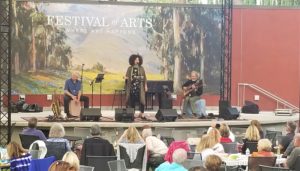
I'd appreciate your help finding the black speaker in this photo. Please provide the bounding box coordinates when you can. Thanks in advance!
[219,107,240,120]
[242,101,259,114]
[115,108,134,122]
[80,108,101,121]
[155,109,178,122]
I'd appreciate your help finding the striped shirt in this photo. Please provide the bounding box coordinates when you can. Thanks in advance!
[10,153,31,171]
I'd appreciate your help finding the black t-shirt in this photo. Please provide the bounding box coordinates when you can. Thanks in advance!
[182,79,203,97]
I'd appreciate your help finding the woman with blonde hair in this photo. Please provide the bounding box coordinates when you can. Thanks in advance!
[196,135,217,161]
[7,141,31,171]
[207,128,224,153]
[47,123,71,151]
[241,125,260,154]
[48,160,75,171]
[118,125,144,144]
[250,120,264,138]
[252,139,274,157]
[62,151,80,171]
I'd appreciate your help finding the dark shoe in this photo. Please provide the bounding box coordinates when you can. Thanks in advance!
[178,115,185,119]
[198,115,207,119]
[141,116,147,121]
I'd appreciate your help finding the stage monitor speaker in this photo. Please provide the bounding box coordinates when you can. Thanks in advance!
[219,107,240,120]
[242,101,260,114]
[155,109,178,122]
[80,108,101,121]
[115,108,134,122]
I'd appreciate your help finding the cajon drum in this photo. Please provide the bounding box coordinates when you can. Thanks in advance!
[69,100,81,117]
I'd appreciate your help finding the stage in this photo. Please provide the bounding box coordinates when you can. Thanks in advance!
[9,107,299,143]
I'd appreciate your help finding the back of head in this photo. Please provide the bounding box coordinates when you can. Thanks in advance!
[219,123,230,138]
[126,126,140,143]
[48,160,75,171]
[62,151,79,171]
[172,148,187,164]
[28,117,37,128]
[189,166,207,171]
[245,125,260,141]
[90,124,101,136]
[196,135,213,152]
[205,155,222,171]
[207,128,221,145]
[250,120,262,131]
[257,139,272,152]
[7,141,26,159]
[49,123,65,138]
[141,128,152,139]
[287,121,297,133]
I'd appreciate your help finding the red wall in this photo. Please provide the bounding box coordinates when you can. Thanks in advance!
[13,7,300,111]
[231,7,300,110]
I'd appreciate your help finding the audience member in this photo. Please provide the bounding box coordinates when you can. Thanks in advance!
[280,121,296,152]
[7,141,31,171]
[285,133,300,170]
[48,160,75,171]
[219,123,232,143]
[283,140,294,158]
[196,135,217,161]
[207,128,224,153]
[62,151,79,171]
[21,117,47,140]
[241,125,260,154]
[142,127,168,170]
[188,166,207,171]
[204,155,222,171]
[155,148,188,171]
[250,120,264,138]
[46,123,71,151]
[251,139,274,157]
[80,124,115,165]
[164,141,190,163]
[118,125,144,144]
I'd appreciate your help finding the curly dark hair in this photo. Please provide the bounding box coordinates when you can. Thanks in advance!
[129,54,143,66]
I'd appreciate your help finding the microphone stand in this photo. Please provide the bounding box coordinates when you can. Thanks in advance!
[90,80,95,108]
[81,64,84,94]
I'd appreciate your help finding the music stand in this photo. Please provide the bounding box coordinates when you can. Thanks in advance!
[95,73,104,116]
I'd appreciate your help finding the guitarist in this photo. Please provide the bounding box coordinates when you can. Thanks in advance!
[181,71,204,119]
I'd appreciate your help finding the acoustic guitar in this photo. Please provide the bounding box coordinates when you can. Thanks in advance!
[183,79,203,97]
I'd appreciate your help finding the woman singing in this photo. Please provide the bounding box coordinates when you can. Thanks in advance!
[125,54,148,120]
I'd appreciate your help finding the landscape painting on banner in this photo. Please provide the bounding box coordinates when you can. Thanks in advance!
[11,1,222,95]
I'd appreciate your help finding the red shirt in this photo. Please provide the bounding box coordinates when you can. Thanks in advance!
[220,137,233,143]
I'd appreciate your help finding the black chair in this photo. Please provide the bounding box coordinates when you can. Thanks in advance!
[265,130,282,145]
[248,156,277,171]
[86,156,117,171]
[44,141,68,160]
[259,165,291,171]
[19,134,40,149]
[189,145,196,152]
[160,136,175,147]
[221,142,238,154]
[245,141,258,153]
[119,144,146,170]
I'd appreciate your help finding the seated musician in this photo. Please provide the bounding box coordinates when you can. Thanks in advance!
[181,71,206,119]
[64,72,89,117]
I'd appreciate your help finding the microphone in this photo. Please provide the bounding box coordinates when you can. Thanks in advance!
[89,80,94,86]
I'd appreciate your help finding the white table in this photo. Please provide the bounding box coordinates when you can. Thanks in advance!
[221,154,287,166]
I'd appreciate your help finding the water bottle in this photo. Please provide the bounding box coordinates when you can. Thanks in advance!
[246,148,250,156]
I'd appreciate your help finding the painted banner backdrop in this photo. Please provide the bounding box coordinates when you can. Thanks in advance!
[11,1,222,94]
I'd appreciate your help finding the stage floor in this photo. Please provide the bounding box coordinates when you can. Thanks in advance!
[11,108,299,128]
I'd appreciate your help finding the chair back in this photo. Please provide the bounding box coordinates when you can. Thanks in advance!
[182,159,203,170]
[87,156,117,171]
[79,165,95,171]
[29,156,56,171]
[221,142,238,154]
[259,165,291,171]
[44,141,68,160]
[265,130,278,145]
[187,152,201,160]
[108,159,127,171]
[245,141,258,153]
[19,134,40,149]
[119,144,146,170]
[248,156,277,171]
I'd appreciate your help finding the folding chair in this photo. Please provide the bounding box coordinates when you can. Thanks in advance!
[108,159,127,171]
[248,156,277,171]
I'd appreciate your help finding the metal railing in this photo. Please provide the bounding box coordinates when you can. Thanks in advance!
[237,83,299,111]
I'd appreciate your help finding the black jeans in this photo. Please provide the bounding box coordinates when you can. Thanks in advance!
[64,95,89,114]
[129,94,144,113]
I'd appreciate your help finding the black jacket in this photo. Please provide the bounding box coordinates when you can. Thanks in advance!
[80,137,116,165]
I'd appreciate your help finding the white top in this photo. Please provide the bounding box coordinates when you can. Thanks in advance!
[201,148,216,161]
[212,143,224,153]
[145,136,168,156]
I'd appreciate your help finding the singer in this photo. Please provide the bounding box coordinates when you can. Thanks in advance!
[125,54,148,120]
[64,71,89,117]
